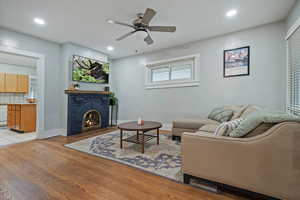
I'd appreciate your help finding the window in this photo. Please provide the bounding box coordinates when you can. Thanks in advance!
[170,64,192,80]
[145,55,199,89]
[151,66,169,82]
[287,24,300,115]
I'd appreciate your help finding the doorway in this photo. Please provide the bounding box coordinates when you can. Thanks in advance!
[0,46,45,146]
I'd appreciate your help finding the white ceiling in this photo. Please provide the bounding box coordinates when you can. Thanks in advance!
[0,52,36,68]
[0,0,295,59]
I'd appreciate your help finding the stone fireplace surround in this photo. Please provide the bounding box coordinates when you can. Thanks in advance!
[65,90,110,136]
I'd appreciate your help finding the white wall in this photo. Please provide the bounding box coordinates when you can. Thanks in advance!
[111,22,287,124]
[60,43,108,130]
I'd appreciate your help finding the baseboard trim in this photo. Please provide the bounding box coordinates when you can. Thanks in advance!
[37,128,67,139]
[36,122,171,139]
[117,120,172,131]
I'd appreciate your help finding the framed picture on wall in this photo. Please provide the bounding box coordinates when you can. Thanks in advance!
[223,46,250,78]
[72,55,110,84]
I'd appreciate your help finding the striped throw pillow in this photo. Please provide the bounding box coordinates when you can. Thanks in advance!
[208,107,234,123]
[214,118,244,136]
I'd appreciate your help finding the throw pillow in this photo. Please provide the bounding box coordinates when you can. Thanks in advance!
[208,107,234,123]
[214,123,228,136]
[230,105,248,120]
[214,118,244,136]
[240,105,261,118]
[229,111,300,138]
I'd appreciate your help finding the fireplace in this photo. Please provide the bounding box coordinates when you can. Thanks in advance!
[82,110,101,131]
[65,90,110,136]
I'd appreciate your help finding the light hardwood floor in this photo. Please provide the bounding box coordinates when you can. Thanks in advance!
[0,127,248,200]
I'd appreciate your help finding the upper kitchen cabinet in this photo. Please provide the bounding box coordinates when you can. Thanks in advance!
[17,75,29,93]
[0,72,29,93]
[5,73,18,92]
[0,73,5,92]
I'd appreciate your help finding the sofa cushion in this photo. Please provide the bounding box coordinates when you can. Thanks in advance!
[173,118,219,129]
[172,127,198,137]
[198,124,219,133]
[208,107,233,123]
[243,123,275,138]
[194,131,214,135]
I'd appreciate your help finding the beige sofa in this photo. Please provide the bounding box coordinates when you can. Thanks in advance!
[181,122,300,199]
[172,105,252,139]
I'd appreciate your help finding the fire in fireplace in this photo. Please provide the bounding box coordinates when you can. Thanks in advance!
[82,110,101,131]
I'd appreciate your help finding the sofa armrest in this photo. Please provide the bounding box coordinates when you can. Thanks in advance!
[181,122,300,199]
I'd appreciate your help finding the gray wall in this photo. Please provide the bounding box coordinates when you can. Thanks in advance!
[287,0,300,30]
[60,43,108,130]
[111,22,287,124]
[0,28,61,130]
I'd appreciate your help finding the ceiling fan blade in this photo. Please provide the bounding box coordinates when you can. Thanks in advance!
[148,26,176,32]
[141,8,156,25]
[107,19,136,29]
[116,30,137,41]
[144,34,154,45]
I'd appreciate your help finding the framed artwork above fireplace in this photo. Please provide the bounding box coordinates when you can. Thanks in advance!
[72,55,110,84]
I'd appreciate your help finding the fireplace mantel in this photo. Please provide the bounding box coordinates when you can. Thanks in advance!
[65,90,111,95]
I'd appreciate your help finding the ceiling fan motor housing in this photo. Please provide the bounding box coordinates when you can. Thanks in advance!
[133,14,147,28]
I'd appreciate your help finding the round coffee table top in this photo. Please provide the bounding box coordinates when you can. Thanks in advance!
[118,121,162,131]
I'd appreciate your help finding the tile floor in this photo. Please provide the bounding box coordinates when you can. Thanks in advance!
[0,127,37,147]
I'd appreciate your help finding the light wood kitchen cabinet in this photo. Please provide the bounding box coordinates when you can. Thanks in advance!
[0,73,5,92]
[7,105,15,128]
[0,73,29,93]
[17,75,29,93]
[7,104,36,133]
[5,73,18,92]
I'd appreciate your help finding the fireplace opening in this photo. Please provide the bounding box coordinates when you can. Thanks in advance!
[82,110,101,131]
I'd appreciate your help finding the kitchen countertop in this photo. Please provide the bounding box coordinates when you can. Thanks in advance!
[0,103,36,105]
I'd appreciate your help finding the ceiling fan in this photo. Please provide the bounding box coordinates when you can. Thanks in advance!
[107,8,176,45]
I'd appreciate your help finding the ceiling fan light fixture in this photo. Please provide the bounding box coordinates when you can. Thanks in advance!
[136,30,148,39]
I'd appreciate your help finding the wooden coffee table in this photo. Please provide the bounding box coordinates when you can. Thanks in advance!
[118,121,162,153]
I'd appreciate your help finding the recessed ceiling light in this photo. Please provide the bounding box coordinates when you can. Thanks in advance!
[226,9,237,17]
[34,17,45,25]
[107,46,114,51]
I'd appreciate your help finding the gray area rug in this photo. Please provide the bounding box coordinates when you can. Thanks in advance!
[65,131,183,181]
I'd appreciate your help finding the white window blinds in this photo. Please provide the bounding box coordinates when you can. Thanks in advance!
[145,54,200,89]
[287,26,300,115]
[149,58,194,83]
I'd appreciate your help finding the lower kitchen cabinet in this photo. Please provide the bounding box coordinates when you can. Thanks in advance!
[7,104,36,133]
